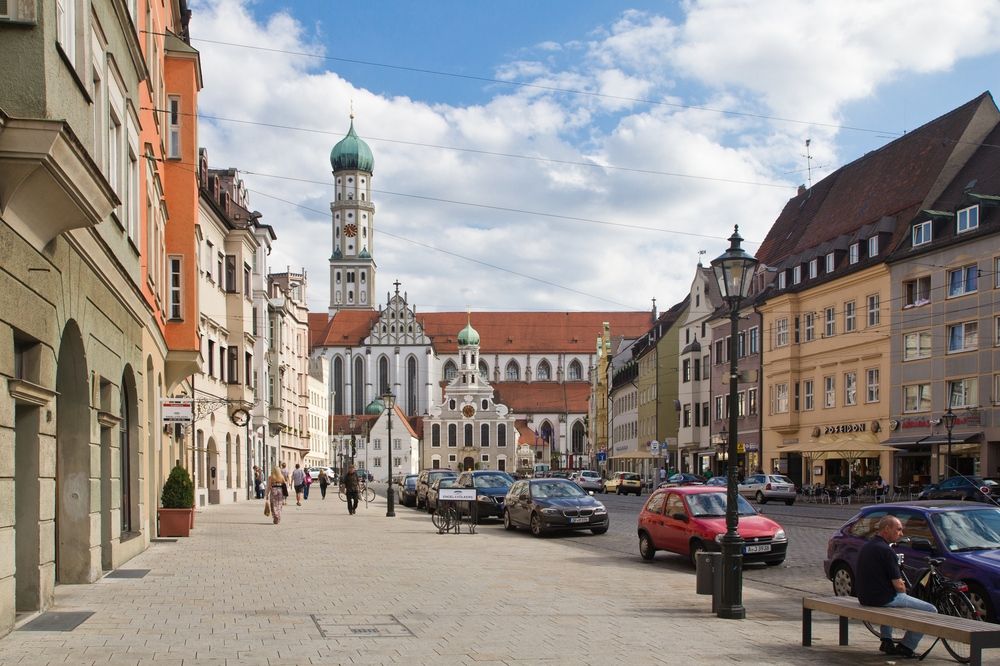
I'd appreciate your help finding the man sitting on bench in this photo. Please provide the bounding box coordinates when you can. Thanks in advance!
[856,515,937,658]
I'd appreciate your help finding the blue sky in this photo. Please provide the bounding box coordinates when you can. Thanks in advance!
[190,0,1000,313]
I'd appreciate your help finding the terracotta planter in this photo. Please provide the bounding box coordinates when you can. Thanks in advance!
[158,508,192,537]
[189,508,195,529]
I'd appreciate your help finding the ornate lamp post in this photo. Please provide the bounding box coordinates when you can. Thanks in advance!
[348,414,357,469]
[710,225,758,620]
[941,407,956,477]
[383,391,396,517]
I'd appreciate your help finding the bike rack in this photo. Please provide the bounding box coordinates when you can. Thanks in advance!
[436,488,477,535]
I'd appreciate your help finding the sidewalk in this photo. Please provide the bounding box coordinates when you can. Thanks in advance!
[0,495,960,665]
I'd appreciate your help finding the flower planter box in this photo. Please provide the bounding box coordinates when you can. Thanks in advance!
[158,508,192,537]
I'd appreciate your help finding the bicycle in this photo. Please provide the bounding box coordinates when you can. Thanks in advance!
[859,539,982,663]
[338,483,375,503]
[431,502,475,534]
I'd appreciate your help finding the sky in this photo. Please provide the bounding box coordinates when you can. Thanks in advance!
[188,0,1000,315]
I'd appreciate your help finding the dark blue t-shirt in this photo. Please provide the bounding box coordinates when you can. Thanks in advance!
[856,535,900,606]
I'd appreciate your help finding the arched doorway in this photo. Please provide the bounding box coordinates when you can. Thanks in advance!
[207,437,219,504]
[56,320,94,584]
[463,456,475,471]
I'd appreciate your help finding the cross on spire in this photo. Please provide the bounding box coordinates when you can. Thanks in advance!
[393,279,401,295]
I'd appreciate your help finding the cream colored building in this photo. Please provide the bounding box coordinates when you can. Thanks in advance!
[269,271,312,467]
[306,359,331,468]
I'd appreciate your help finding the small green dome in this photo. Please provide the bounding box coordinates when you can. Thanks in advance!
[364,398,385,415]
[330,119,374,173]
[457,320,480,346]
[358,247,371,259]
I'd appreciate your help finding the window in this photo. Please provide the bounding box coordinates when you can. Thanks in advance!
[804,313,815,342]
[682,359,691,382]
[948,378,978,408]
[997,316,1000,346]
[444,361,458,381]
[824,307,835,337]
[844,371,857,406]
[947,265,978,298]
[448,424,457,447]
[714,395,724,421]
[536,360,551,381]
[792,265,801,284]
[481,424,490,447]
[216,252,224,286]
[714,339,724,363]
[748,327,759,355]
[747,388,757,416]
[845,301,856,332]
[227,346,239,384]
[803,380,814,411]
[498,424,507,447]
[793,316,800,344]
[737,332,746,358]
[207,340,215,377]
[824,376,835,408]
[849,243,859,264]
[224,255,237,292]
[957,205,979,234]
[432,424,441,447]
[825,252,835,273]
[167,96,181,158]
[777,272,787,289]
[505,361,520,381]
[867,294,880,327]
[903,383,931,413]
[682,404,691,428]
[808,259,818,279]
[903,331,932,360]
[947,321,978,353]
[773,383,788,414]
[693,357,701,381]
[57,0,77,66]
[868,236,879,257]
[168,257,182,320]
[775,318,789,347]
[244,264,252,299]
[866,368,879,403]
[567,360,583,380]
[996,257,1000,288]
[903,276,931,307]
[913,221,932,246]
[737,392,746,417]
[702,402,709,426]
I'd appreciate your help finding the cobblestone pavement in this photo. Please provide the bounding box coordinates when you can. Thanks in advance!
[0,495,969,665]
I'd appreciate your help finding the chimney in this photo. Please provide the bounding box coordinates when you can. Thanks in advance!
[797,184,807,196]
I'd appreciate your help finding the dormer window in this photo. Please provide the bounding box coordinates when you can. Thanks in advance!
[849,243,859,264]
[777,271,787,289]
[792,265,801,284]
[825,252,835,273]
[808,258,818,279]
[957,205,979,234]
[912,220,932,246]
[868,236,879,257]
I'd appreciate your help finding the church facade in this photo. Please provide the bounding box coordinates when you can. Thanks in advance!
[310,120,654,477]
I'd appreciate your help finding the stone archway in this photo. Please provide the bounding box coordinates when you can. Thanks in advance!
[207,438,219,504]
[55,320,95,584]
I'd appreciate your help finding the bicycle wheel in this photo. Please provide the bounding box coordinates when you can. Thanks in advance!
[338,488,346,502]
[431,506,453,531]
[938,589,981,663]
[365,486,376,502]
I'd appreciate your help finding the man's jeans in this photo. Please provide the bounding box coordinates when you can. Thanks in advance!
[881,592,938,650]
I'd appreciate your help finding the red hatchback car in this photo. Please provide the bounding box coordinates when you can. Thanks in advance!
[637,486,787,567]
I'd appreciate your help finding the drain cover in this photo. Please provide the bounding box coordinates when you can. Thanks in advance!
[18,611,94,632]
[311,614,413,638]
[106,569,150,579]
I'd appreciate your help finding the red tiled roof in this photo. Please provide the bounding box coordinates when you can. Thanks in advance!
[311,310,653,352]
[492,381,591,413]
[514,419,542,446]
[756,92,998,266]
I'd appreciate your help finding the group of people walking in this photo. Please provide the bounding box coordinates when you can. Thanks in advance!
[257,462,365,523]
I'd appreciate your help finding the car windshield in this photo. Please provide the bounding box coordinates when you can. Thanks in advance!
[622,473,641,481]
[687,492,757,517]
[404,477,417,488]
[474,474,513,489]
[580,471,600,478]
[769,475,793,484]
[930,509,1000,552]
[438,479,457,489]
[533,481,586,498]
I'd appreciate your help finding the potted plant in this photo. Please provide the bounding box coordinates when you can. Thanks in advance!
[158,464,194,537]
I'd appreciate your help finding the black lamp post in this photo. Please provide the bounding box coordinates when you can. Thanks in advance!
[348,415,357,469]
[941,407,956,478]
[710,225,758,620]
[383,391,396,517]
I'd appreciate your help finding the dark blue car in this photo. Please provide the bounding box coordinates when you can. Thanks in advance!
[824,501,1000,622]
[455,470,515,521]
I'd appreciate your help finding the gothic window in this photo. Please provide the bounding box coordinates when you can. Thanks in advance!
[572,421,585,454]
[479,360,489,380]
[333,356,344,414]
[464,423,473,446]
[481,424,490,447]
[567,359,583,380]
[353,356,364,414]
[539,421,553,445]
[120,374,132,533]
[406,356,418,414]
[498,423,507,447]
[444,361,458,381]
[432,424,440,447]
[378,356,389,395]
[537,360,552,381]
[448,424,457,447]
[505,360,520,381]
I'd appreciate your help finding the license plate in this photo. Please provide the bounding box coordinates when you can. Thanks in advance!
[571,516,589,523]
[744,544,771,553]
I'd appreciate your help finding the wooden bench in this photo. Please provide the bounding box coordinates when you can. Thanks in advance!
[802,595,1000,666]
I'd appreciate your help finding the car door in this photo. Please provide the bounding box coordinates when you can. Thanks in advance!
[893,509,935,581]
[511,481,531,525]
[640,491,667,546]
[660,493,689,554]
[933,477,962,500]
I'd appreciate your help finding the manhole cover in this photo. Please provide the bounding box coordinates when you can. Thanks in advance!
[106,569,150,579]
[18,611,94,632]
[312,614,413,638]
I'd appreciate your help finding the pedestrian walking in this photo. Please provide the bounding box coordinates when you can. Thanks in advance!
[280,462,290,505]
[291,463,305,505]
[318,468,330,499]
[659,466,666,484]
[342,464,360,515]
[266,465,286,524]
[253,466,264,499]
[303,467,312,500]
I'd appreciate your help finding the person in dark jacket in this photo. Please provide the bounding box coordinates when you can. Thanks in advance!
[341,464,360,515]
[856,515,936,658]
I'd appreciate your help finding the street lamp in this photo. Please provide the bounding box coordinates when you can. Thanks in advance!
[382,391,396,517]
[710,225,758,621]
[338,428,344,475]
[348,414,357,470]
[941,407,956,478]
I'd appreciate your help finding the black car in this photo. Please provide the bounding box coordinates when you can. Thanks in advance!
[503,478,609,537]
[921,476,999,504]
[426,477,460,513]
[455,470,515,520]
[397,474,418,507]
[416,469,458,510]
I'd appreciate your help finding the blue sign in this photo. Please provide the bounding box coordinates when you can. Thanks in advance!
[596,451,607,462]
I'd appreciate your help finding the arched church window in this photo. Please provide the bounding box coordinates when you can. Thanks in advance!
[444,361,457,381]
[378,356,389,395]
[361,193,365,201]
[568,359,583,380]
[335,271,341,284]
[537,360,552,381]
[478,360,488,380]
[464,424,473,447]
[432,424,440,447]
[481,399,488,410]
[361,292,366,303]
[448,424,457,447]
[481,424,490,447]
[498,424,507,447]
[362,227,367,237]
[505,360,520,381]
[335,227,340,238]
[572,421,585,454]
[449,399,456,410]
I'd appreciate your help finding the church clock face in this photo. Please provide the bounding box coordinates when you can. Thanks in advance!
[462,405,476,418]
[344,223,358,237]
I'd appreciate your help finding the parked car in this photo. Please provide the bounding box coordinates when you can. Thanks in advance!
[637,486,787,567]
[738,473,797,505]
[416,469,458,510]
[426,477,460,513]
[454,470,516,520]
[920,476,998,504]
[705,476,728,487]
[657,473,706,488]
[823,500,1000,622]
[572,470,603,492]
[503,478,609,537]
[603,472,642,495]
[549,470,572,479]
[397,474,419,507]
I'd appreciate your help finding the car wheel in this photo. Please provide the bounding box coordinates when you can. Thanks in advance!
[590,526,608,535]
[503,509,516,531]
[965,583,995,622]
[689,540,705,568]
[765,559,785,567]
[831,562,855,597]
[785,499,795,506]
[639,532,656,560]
[617,487,623,495]
[529,513,545,537]
[755,491,766,504]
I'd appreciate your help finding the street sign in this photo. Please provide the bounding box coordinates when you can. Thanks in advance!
[596,451,607,462]
[161,398,193,423]
[649,440,660,453]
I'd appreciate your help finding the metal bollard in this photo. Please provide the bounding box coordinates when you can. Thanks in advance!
[695,551,723,612]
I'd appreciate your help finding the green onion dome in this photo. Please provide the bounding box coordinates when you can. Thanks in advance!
[330,119,374,173]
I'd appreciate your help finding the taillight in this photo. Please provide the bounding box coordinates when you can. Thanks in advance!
[765,483,772,491]
[981,486,991,495]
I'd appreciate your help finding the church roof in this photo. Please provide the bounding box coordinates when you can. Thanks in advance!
[492,381,591,413]
[310,310,653,353]
[330,119,374,173]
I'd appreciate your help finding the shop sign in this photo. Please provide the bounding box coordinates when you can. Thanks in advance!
[824,422,867,434]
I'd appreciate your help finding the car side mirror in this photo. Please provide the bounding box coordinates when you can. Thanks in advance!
[672,513,689,523]
[901,536,934,553]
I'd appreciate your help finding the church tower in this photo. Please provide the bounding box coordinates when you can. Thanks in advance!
[329,117,376,313]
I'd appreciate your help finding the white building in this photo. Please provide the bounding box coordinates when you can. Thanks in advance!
[306,359,331,468]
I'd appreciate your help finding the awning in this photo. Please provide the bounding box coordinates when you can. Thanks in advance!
[778,432,901,458]
[883,433,981,449]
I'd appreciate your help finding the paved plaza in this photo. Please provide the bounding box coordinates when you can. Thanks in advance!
[0,495,969,665]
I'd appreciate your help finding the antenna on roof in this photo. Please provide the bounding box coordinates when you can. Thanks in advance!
[697,249,706,266]
[802,138,814,189]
